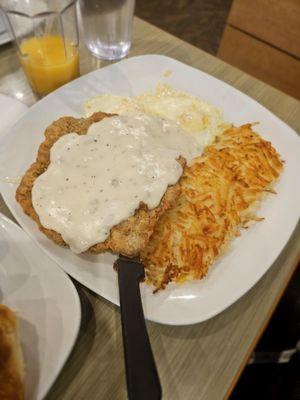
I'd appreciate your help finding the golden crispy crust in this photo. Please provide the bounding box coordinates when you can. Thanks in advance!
[141,124,284,291]
[16,112,182,257]
[0,305,24,400]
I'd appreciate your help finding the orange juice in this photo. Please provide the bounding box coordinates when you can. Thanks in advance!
[20,35,79,96]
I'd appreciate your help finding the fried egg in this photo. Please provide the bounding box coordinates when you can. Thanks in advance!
[84,84,226,147]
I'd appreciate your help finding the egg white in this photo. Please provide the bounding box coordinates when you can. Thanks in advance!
[84,84,226,147]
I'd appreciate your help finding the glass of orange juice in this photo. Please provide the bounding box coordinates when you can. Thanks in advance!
[1,0,80,97]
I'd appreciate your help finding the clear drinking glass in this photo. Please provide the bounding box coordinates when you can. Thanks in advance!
[79,0,135,60]
[1,0,80,97]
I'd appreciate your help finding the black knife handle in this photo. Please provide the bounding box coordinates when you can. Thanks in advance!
[117,258,162,400]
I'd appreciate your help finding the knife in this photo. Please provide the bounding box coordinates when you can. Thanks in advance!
[117,256,162,400]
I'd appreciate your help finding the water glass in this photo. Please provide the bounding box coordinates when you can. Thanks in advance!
[79,0,135,61]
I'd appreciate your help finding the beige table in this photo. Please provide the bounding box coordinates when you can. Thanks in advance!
[0,18,299,400]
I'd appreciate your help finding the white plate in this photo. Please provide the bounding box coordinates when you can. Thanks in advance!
[0,213,81,399]
[0,55,299,325]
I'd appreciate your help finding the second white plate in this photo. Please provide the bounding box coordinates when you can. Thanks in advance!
[0,213,81,399]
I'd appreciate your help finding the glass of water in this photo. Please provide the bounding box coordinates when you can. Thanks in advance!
[79,0,135,61]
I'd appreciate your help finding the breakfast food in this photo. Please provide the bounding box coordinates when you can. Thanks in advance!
[16,83,284,293]
[16,112,203,256]
[84,84,225,147]
[0,304,24,400]
[141,124,283,291]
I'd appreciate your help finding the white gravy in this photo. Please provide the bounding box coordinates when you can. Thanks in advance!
[32,114,203,253]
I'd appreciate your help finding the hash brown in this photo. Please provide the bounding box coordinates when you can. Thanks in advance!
[141,124,283,291]
[16,112,182,257]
